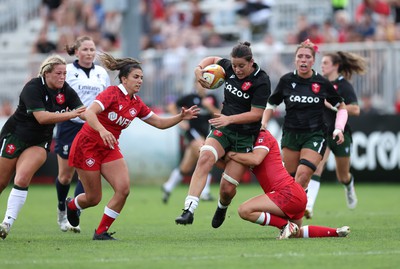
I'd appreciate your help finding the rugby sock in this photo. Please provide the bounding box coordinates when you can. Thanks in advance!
[163,168,183,193]
[301,225,339,238]
[67,196,82,211]
[217,199,228,209]
[306,175,321,210]
[343,174,354,189]
[96,206,119,234]
[256,212,288,229]
[74,179,85,197]
[3,186,28,226]
[56,177,70,211]
[184,195,199,213]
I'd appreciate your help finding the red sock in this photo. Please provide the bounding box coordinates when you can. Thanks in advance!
[262,213,288,229]
[67,198,78,211]
[304,225,338,238]
[96,214,116,234]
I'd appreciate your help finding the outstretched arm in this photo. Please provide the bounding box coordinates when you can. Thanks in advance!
[144,105,200,129]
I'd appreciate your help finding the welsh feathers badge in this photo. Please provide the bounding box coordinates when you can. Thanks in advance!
[311,83,320,94]
[56,93,65,105]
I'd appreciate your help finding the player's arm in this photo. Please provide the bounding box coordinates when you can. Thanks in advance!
[33,107,86,124]
[227,148,268,167]
[209,106,263,128]
[345,103,360,116]
[85,101,117,149]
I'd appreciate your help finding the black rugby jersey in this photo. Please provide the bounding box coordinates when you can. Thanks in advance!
[324,75,358,133]
[176,93,219,138]
[0,77,83,145]
[268,70,343,132]
[217,58,271,135]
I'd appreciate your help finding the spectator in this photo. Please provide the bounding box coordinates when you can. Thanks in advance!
[331,0,348,14]
[32,28,57,54]
[355,0,391,24]
[322,19,339,43]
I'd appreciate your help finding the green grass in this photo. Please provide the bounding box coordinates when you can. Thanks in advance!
[0,183,399,269]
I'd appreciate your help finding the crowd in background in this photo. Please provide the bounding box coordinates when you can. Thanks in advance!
[2,0,400,116]
[33,0,400,54]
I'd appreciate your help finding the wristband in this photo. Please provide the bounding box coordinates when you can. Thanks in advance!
[333,129,342,137]
[334,108,348,131]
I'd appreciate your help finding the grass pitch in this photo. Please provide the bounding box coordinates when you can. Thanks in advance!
[0,182,399,269]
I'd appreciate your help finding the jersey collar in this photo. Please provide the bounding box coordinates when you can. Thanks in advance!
[73,60,94,70]
[117,84,137,100]
[293,69,319,78]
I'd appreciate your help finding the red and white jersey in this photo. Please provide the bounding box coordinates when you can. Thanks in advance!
[252,130,296,193]
[81,84,153,141]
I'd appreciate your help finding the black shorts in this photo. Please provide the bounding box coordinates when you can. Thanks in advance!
[0,133,51,159]
[55,121,84,159]
[281,129,327,156]
[328,131,352,157]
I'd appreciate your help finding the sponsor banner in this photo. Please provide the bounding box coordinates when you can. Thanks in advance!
[268,115,400,182]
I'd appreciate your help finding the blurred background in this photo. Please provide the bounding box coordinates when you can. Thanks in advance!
[0,0,399,184]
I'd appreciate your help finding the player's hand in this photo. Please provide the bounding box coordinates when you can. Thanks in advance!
[99,129,117,149]
[180,105,200,120]
[333,129,344,145]
[208,113,231,128]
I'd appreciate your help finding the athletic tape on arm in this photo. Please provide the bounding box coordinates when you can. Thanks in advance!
[335,108,348,131]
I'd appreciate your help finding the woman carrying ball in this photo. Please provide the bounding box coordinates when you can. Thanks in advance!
[175,41,271,228]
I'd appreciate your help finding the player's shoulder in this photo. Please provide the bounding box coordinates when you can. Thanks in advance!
[93,64,108,74]
[66,62,77,72]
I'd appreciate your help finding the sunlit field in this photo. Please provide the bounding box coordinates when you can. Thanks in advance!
[0,183,399,269]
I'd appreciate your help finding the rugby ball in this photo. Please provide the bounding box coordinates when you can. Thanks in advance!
[202,64,225,89]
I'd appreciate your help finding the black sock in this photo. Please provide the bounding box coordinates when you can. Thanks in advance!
[56,178,70,211]
[74,179,85,197]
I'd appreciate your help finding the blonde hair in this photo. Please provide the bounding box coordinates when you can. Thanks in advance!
[38,54,67,76]
[296,39,318,58]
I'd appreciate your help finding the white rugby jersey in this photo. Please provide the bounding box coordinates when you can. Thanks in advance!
[66,61,111,123]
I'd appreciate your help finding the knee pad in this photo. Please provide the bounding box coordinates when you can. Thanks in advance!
[200,145,218,163]
[299,158,317,172]
[222,172,239,186]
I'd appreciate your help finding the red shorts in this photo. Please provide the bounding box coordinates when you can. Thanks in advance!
[266,182,307,220]
[69,131,123,171]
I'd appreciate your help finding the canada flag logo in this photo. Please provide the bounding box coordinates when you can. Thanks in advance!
[129,108,137,117]
[6,144,16,155]
[242,82,252,91]
[311,83,320,94]
[56,93,65,105]
[86,158,95,167]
